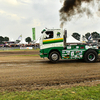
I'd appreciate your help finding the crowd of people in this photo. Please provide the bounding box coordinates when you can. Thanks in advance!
[0,43,39,48]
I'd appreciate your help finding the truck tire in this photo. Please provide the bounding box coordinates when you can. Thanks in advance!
[84,50,98,63]
[49,51,60,63]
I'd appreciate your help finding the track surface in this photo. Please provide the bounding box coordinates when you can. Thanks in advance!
[0,51,100,91]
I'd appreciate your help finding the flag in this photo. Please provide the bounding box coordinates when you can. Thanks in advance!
[88,35,91,40]
[18,34,22,40]
[32,28,35,40]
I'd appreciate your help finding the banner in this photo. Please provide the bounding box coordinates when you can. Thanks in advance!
[32,28,35,40]
[20,47,33,50]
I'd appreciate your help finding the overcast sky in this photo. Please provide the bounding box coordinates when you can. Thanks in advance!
[0,0,100,41]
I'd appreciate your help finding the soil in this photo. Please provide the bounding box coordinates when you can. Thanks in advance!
[0,50,100,92]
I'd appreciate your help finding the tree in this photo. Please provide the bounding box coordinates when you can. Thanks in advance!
[72,32,80,41]
[0,36,4,44]
[25,37,31,44]
[91,32,100,39]
[16,40,20,43]
[4,37,9,41]
[85,32,91,40]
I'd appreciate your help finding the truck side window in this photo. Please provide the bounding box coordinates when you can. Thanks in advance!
[44,31,53,39]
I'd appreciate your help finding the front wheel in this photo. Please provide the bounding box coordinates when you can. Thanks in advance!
[49,51,60,63]
[84,50,98,63]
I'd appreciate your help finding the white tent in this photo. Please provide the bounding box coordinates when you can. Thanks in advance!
[35,39,39,43]
[10,38,14,41]
[67,35,81,43]
[19,39,28,44]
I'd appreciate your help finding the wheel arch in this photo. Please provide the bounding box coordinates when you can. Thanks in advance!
[83,48,98,56]
[48,49,61,59]
[83,49,98,62]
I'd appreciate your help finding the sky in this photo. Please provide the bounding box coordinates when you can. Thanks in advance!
[0,0,100,41]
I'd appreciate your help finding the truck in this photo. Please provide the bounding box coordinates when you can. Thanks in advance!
[39,28,100,63]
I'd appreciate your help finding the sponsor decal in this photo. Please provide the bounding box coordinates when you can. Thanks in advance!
[76,46,79,49]
[80,55,83,58]
[77,55,80,58]
[75,55,77,58]
[71,51,74,57]
[66,51,70,55]
[57,32,61,37]
[79,51,82,55]
[67,46,71,49]
[64,55,70,58]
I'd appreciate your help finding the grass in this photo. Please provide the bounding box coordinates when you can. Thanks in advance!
[0,49,39,57]
[0,84,100,100]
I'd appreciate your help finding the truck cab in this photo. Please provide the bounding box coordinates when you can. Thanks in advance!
[40,29,64,50]
[40,28,100,63]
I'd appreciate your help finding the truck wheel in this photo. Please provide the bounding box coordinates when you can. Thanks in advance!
[49,51,60,63]
[84,50,98,63]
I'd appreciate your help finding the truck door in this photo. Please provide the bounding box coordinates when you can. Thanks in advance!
[42,31,54,49]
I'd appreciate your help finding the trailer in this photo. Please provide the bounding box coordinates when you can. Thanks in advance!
[39,28,100,63]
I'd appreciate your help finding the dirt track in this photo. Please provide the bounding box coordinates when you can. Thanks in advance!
[0,50,100,92]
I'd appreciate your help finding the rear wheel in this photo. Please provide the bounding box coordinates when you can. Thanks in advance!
[49,51,60,63]
[84,50,98,62]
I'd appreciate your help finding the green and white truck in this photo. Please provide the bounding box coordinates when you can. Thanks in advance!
[39,28,100,63]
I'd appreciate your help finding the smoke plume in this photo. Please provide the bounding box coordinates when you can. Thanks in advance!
[60,0,100,28]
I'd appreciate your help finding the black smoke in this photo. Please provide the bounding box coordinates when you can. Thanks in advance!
[59,0,100,27]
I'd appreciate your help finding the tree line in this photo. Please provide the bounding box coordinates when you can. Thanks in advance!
[0,36,9,44]
[0,36,32,44]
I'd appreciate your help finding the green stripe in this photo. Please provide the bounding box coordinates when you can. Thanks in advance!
[43,39,63,44]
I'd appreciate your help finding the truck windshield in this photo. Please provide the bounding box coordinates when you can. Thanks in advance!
[44,31,53,39]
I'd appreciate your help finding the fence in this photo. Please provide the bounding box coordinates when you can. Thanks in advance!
[0,47,20,50]
[0,46,39,50]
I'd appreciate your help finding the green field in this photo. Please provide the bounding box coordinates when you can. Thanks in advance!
[0,85,100,100]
